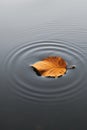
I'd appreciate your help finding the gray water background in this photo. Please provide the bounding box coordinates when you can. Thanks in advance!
[0,0,87,130]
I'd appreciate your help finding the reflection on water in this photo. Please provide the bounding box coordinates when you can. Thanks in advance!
[0,0,87,130]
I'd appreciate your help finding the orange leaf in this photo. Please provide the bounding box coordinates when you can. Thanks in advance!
[31,56,67,78]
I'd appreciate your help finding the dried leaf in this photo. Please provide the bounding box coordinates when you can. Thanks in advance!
[31,56,67,78]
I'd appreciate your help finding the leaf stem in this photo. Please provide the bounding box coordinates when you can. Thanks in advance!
[67,65,76,69]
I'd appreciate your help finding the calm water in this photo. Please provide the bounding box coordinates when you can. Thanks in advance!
[0,0,87,130]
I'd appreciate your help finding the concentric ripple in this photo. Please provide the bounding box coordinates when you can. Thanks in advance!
[3,41,87,103]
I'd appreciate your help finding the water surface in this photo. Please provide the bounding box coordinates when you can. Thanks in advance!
[0,0,87,130]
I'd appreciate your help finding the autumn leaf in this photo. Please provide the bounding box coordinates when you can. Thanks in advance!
[31,56,67,78]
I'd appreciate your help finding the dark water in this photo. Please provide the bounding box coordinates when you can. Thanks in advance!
[0,0,87,130]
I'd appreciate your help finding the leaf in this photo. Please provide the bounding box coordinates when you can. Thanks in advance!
[31,56,67,78]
